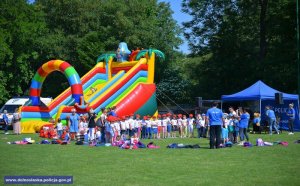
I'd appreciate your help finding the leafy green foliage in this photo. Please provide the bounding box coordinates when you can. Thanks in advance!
[0,0,47,103]
[157,67,192,104]
[182,0,297,99]
[136,49,165,61]
[0,0,182,105]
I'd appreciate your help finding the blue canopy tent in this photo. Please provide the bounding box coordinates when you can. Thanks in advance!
[221,80,299,131]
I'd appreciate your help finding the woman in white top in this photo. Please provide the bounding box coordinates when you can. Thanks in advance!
[13,108,21,135]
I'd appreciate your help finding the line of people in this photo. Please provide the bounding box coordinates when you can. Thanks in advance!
[60,107,210,143]
[53,102,295,148]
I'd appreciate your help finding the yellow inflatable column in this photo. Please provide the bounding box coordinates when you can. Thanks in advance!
[108,57,114,80]
[147,52,156,83]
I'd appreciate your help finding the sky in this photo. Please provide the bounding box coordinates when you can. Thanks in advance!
[159,0,192,54]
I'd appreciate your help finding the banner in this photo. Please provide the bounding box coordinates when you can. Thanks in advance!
[261,100,299,131]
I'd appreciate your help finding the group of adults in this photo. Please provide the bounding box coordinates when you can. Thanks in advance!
[67,106,116,141]
[207,101,296,149]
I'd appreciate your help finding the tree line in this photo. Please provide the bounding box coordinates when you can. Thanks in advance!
[0,0,297,106]
[179,0,297,100]
[0,0,182,105]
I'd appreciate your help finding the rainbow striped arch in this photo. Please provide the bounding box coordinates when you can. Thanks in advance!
[29,60,83,106]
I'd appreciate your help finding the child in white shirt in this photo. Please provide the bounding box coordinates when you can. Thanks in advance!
[182,115,188,138]
[135,114,142,138]
[146,117,152,139]
[162,115,168,139]
[151,116,158,139]
[177,114,183,138]
[157,115,162,139]
[120,116,127,136]
[56,118,63,139]
[171,115,178,138]
[187,114,195,138]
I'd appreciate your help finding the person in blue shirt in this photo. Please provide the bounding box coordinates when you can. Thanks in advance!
[265,106,279,135]
[238,108,250,142]
[68,108,80,140]
[108,106,117,117]
[233,115,239,143]
[206,102,224,149]
[3,110,9,134]
[252,112,261,134]
[286,103,295,135]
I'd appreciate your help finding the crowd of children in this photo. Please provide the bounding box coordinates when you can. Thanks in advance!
[37,106,268,148]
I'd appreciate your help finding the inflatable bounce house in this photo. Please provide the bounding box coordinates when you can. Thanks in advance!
[20,42,165,133]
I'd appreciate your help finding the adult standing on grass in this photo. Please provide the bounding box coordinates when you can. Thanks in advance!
[3,110,9,134]
[238,108,250,142]
[87,108,97,141]
[13,108,21,135]
[286,103,295,135]
[68,108,80,140]
[228,107,237,116]
[99,108,107,143]
[265,106,279,135]
[206,102,224,149]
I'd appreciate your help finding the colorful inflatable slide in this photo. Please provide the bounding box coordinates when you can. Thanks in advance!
[20,43,164,133]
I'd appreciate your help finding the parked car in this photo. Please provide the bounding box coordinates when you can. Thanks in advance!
[0,97,52,129]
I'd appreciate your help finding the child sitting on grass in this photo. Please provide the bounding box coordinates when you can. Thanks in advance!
[130,133,140,149]
[112,135,125,146]
[62,127,70,144]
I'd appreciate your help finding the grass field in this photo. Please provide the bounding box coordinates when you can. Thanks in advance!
[1,131,300,186]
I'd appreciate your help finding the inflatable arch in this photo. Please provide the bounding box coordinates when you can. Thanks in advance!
[29,60,83,106]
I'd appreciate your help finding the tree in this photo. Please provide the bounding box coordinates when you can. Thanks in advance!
[181,0,297,99]
[0,0,182,104]
[0,0,47,104]
[156,67,192,104]
[259,0,268,60]
[34,0,182,98]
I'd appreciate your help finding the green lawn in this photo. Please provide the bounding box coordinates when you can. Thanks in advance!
[0,131,300,186]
